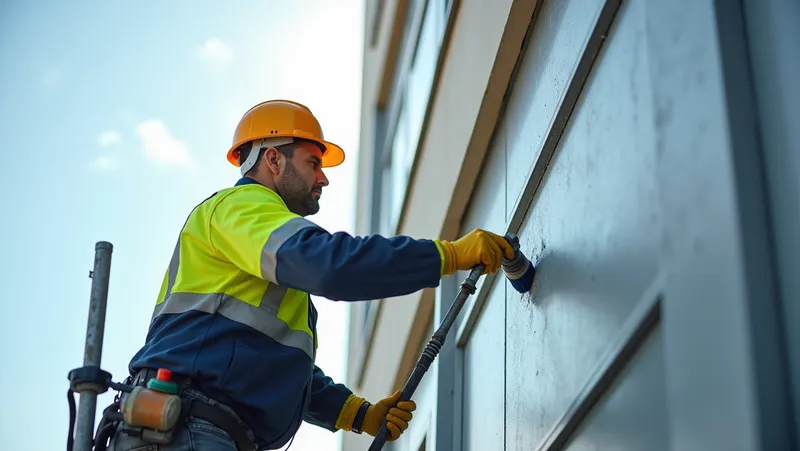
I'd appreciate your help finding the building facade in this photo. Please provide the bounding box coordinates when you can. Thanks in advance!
[344,0,799,450]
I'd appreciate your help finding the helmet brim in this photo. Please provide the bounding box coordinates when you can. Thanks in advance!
[227,135,345,169]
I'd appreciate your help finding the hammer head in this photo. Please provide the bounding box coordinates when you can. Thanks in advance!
[502,234,536,293]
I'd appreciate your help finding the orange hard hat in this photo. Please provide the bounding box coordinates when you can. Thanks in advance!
[227,99,345,168]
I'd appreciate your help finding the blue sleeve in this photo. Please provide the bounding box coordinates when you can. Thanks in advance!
[303,365,353,432]
[274,226,443,301]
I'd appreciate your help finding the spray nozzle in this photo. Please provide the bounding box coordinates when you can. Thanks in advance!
[502,233,536,293]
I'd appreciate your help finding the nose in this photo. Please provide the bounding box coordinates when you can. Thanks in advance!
[317,169,329,187]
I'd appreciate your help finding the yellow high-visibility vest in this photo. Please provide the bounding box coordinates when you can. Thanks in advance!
[128,177,444,448]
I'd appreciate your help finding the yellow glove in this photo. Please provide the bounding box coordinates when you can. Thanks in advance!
[435,229,514,276]
[335,390,416,441]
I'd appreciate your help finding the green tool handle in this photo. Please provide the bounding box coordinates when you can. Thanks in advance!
[367,263,485,450]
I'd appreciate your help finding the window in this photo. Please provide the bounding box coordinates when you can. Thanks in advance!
[388,98,410,229]
[376,0,450,235]
[368,0,386,47]
[406,0,444,148]
[364,0,453,339]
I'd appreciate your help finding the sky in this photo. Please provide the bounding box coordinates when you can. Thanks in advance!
[0,1,365,450]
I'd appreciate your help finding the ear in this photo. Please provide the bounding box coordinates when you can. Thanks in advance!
[263,147,283,176]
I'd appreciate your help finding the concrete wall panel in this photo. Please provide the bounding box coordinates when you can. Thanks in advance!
[564,326,669,451]
[459,120,508,296]
[462,280,507,451]
[460,127,507,236]
[352,0,800,449]
[503,1,660,449]
[504,0,605,221]
[392,327,438,451]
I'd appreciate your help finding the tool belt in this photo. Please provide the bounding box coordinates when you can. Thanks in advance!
[127,368,255,451]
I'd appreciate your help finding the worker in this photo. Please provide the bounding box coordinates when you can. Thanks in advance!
[106,99,514,451]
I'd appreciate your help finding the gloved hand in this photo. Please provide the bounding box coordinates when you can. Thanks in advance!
[436,228,514,276]
[361,390,415,440]
[336,390,416,441]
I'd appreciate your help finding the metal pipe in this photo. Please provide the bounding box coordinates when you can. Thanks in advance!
[75,241,113,451]
[367,264,484,451]
[367,234,531,450]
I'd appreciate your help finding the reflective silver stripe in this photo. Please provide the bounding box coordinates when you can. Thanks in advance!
[151,238,182,322]
[166,238,180,297]
[260,217,317,283]
[153,292,221,316]
[260,282,287,315]
[152,291,314,358]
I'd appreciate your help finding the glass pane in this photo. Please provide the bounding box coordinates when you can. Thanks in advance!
[406,0,440,156]
[380,156,394,235]
[390,105,409,227]
[375,0,449,235]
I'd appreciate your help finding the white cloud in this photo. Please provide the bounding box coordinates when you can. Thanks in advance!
[197,38,232,66]
[89,155,118,171]
[97,130,121,147]
[135,119,191,166]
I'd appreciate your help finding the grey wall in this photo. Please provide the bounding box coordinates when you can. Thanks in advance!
[461,280,506,451]
[564,325,669,451]
[739,0,800,440]
[506,0,662,447]
[449,0,797,449]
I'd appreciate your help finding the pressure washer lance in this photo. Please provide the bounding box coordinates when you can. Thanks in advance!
[367,233,535,451]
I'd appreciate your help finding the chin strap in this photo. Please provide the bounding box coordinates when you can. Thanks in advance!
[240,137,294,176]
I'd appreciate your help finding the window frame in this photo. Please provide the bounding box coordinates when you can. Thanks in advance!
[356,0,460,387]
[367,0,387,48]
[375,0,454,236]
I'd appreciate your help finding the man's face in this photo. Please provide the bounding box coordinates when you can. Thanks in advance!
[274,141,329,216]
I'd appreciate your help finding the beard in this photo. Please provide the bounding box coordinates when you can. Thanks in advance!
[275,161,321,216]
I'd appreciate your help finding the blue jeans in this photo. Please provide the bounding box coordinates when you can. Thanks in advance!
[109,417,238,450]
[108,388,255,451]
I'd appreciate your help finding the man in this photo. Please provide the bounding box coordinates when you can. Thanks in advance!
[109,99,513,450]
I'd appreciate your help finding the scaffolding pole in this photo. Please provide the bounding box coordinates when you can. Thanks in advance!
[74,241,113,451]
